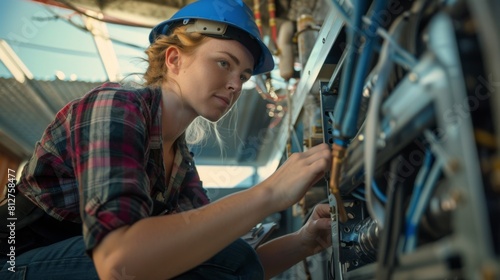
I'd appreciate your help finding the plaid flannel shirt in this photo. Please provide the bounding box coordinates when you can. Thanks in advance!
[17,82,210,253]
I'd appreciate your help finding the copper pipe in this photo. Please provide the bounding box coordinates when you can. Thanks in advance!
[329,143,348,223]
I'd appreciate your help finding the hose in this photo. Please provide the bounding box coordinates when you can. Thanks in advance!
[364,12,408,228]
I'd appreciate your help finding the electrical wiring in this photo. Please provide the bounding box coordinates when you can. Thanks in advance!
[52,0,154,28]
[332,0,366,134]
[361,16,418,68]
[328,111,387,204]
[376,163,405,280]
[404,148,433,232]
[403,130,447,252]
[364,72,388,228]
[351,189,366,201]
[372,44,414,70]
[364,12,408,229]
[351,181,387,203]
[42,7,147,51]
[355,186,365,194]
[371,180,387,204]
[403,156,442,253]
[341,0,388,139]
[332,0,418,69]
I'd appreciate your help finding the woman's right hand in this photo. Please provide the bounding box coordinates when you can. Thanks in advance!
[260,143,332,212]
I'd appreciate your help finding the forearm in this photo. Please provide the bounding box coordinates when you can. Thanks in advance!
[93,184,275,279]
[256,232,311,279]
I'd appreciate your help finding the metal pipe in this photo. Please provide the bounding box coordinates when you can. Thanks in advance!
[278,20,295,80]
[296,14,318,73]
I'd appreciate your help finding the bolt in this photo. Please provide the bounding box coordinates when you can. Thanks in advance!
[363,88,370,97]
[445,158,461,174]
[409,72,419,82]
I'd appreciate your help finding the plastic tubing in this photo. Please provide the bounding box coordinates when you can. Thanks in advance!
[405,149,434,224]
[364,13,407,229]
[404,159,442,252]
[351,180,386,203]
[351,190,366,201]
[341,0,388,139]
[332,0,366,136]
[364,64,390,228]
[363,16,418,68]
[371,179,387,204]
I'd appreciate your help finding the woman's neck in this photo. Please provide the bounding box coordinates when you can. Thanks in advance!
[160,83,196,146]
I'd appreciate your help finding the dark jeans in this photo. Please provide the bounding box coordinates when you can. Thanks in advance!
[0,236,264,279]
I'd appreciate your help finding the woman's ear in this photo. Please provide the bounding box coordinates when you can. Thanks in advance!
[165,46,181,74]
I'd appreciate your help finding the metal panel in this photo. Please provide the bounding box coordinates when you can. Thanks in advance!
[258,1,342,166]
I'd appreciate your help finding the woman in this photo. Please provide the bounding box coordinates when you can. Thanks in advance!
[0,0,332,279]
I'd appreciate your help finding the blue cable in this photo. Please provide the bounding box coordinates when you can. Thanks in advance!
[342,0,388,139]
[404,149,437,252]
[371,179,387,204]
[405,149,434,222]
[351,180,386,203]
[351,190,366,201]
[355,186,365,194]
[332,0,366,132]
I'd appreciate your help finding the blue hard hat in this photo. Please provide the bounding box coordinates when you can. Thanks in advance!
[149,0,274,75]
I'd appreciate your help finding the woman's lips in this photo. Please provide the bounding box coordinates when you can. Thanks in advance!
[215,95,230,106]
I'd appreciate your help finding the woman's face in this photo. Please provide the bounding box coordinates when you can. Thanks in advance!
[173,37,254,122]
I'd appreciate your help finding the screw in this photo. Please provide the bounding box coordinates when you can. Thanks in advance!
[409,72,419,82]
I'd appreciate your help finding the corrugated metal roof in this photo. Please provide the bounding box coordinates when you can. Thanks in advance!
[0,77,272,166]
[0,77,103,157]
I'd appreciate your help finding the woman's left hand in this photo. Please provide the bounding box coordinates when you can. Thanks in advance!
[297,203,332,256]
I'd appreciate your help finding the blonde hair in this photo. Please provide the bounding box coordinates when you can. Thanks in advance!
[143,25,225,146]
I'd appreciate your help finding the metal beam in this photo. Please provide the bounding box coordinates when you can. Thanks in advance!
[0,40,34,83]
[258,1,342,167]
[83,11,122,82]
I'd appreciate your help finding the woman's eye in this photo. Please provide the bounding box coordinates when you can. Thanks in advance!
[240,75,250,82]
[218,60,229,68]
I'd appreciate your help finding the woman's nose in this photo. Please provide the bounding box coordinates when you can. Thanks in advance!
[227,76,243,94]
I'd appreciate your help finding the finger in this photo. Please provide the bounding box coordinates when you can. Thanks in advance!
[313,217,332,230]
[306,172,327,192]
[315,203,331,218]
[303,147,332,168]
[306,143,330,152]
[303,143,331,158]
[310,157,331,174]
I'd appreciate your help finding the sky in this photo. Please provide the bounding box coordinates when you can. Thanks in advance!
[0,0,150,81]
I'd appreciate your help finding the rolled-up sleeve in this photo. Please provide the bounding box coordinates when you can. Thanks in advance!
[70,87,153,254]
